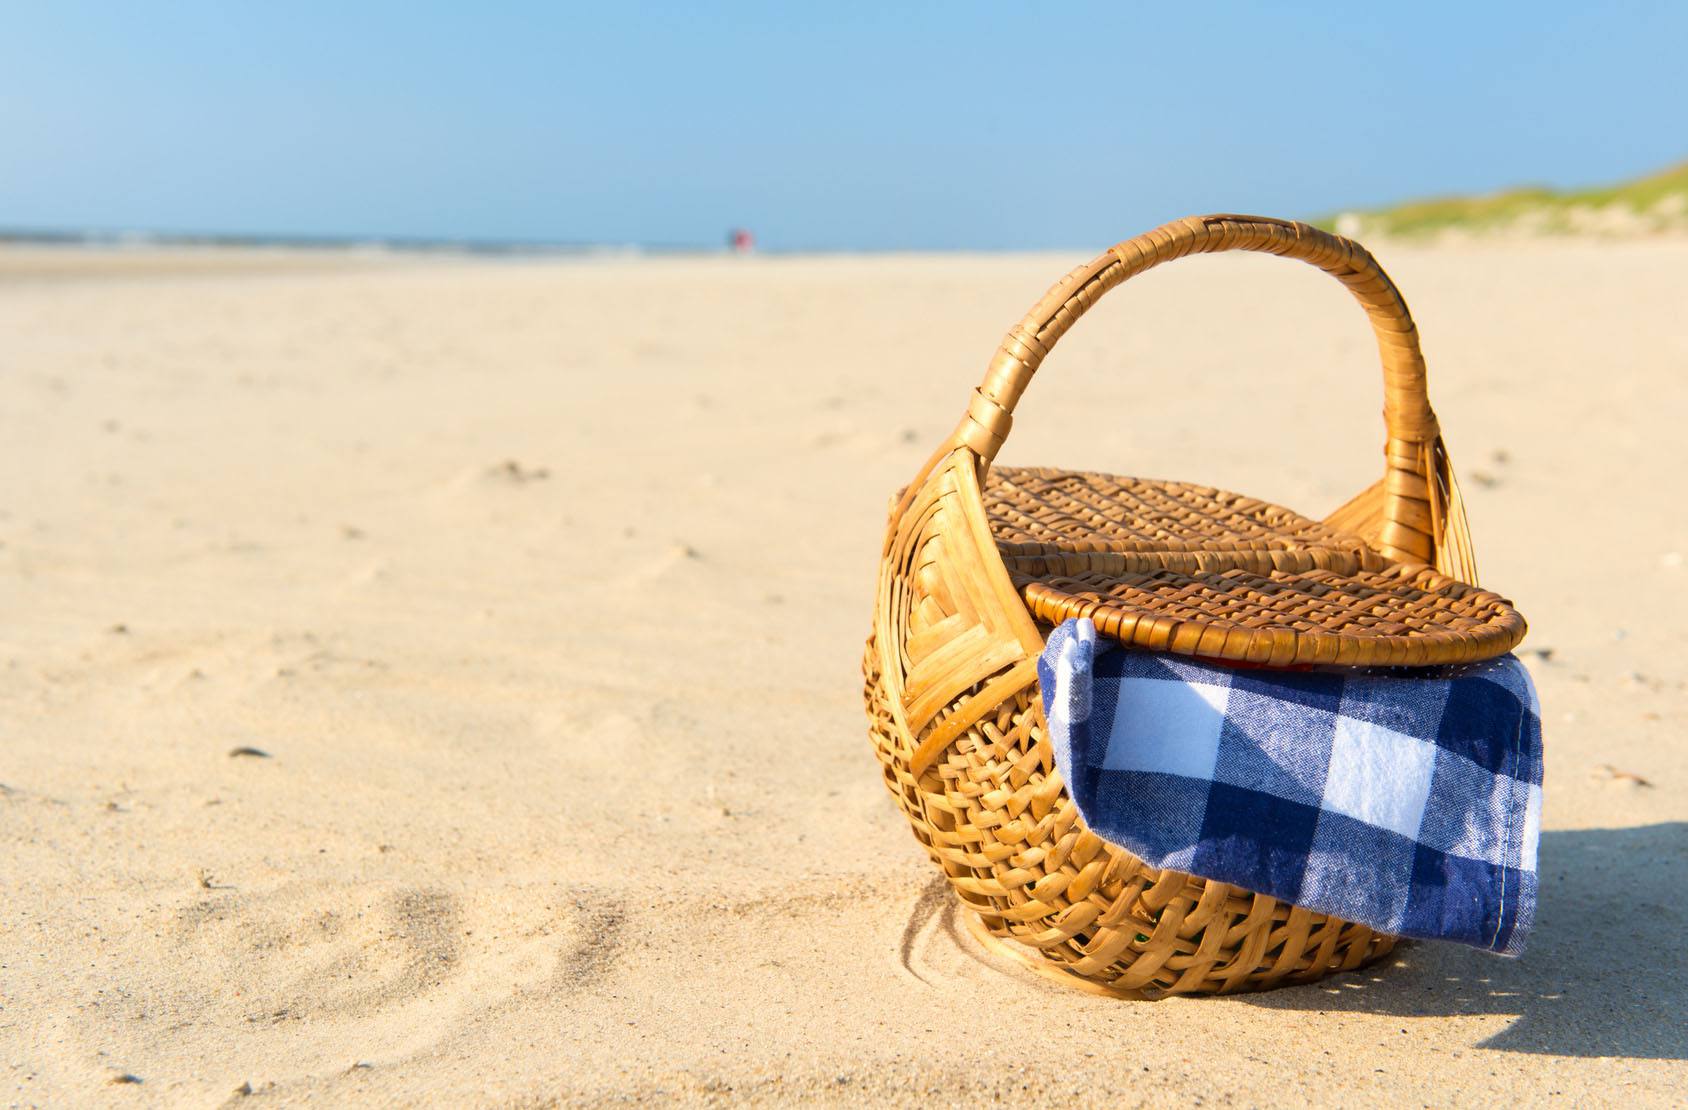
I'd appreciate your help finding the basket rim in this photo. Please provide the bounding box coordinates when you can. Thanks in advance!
[987,465,1526,668]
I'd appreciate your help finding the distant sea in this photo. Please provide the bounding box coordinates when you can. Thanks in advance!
[0,227,719,257]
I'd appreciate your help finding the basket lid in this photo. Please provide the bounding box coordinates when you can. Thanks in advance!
[986,467,1526,668]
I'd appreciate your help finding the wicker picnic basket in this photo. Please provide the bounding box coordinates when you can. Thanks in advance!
[864,214,1526,997]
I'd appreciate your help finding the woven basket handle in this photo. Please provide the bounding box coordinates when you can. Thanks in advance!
[949,213,1465,572]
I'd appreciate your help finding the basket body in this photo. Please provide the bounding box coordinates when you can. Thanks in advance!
[866,452,1397,997]
[864,215,1523,997]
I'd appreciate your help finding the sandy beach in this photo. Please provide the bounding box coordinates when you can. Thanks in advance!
[3,239,1685,1105]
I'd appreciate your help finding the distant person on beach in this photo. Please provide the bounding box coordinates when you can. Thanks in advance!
[728,228,755,254]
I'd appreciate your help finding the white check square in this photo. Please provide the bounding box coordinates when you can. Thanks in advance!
[1100,676,1227,779]
[1320,717,1437,839]
[1521,782,1543,872]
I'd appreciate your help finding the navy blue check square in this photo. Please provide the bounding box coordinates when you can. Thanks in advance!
[1039,618,1543,954]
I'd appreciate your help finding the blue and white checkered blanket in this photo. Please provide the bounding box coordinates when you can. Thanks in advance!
[1039,618,1543,954]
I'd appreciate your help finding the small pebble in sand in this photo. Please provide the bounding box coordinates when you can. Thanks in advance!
[488,459,549,483]
[108,1072,142,1085]
[1594,764,1654,787]
[109,623,129,635]
[228,746,271,759]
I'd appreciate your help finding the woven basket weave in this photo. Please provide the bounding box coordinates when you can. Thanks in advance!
[864,215,1526,997]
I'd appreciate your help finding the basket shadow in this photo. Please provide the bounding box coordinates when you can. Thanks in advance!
[1240,823,1688,1059]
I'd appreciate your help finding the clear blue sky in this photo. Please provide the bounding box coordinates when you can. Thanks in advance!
[3,2,1684,250]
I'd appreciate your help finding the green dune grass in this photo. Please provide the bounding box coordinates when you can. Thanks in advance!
[1319,159,1688,238]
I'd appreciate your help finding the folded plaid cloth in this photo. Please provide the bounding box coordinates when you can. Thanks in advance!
[1039,618,1543,954]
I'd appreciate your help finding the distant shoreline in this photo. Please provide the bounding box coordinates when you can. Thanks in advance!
[0,227,703,258]
[7,223,1686,270]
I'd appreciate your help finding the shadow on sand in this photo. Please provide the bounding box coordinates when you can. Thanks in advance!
[1243,823,1688,1058]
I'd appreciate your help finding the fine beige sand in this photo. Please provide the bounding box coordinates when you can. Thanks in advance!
[3,238,1685,1106]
